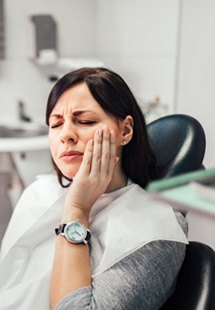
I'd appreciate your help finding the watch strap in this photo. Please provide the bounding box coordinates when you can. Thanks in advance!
[55,224,66,236]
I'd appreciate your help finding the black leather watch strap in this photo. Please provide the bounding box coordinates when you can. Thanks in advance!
[55,224,66,236]
[84,230,91,244]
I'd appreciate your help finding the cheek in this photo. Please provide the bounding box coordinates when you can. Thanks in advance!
[113,128,123,156]
[48,135,58,159]
[81,128,95,140]
[77,128,96,147]
[115,132,122,144]
[114,128,123,145]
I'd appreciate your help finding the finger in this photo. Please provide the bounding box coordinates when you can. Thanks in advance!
[107,130,117,176]
[100,127,111,174]
[77,139,93,176]
[90,128,102,175]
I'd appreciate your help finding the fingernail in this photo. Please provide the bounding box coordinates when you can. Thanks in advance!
[115,156,120,164]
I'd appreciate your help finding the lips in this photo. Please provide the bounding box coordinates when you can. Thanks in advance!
[59,150,83,162]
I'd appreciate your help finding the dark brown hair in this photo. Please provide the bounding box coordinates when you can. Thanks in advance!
[46,67,156,188]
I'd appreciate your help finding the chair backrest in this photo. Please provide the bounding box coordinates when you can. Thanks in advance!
[160,241,215,310]
[147,114,206,180]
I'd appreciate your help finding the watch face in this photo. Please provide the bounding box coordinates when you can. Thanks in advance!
[64,221,87,243]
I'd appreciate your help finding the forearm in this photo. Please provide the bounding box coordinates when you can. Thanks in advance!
[50,209,91,309]
[50,128,118,309]
[50,237,91,309]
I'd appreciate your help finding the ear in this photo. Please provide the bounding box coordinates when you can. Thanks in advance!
[120,115,134,145]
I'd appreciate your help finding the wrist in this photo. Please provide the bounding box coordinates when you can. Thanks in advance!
[61,206,90,228]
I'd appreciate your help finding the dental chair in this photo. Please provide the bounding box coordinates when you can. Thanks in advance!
[147,114,215,310]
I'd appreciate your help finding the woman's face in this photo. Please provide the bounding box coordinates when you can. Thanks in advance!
[48,82,124,179]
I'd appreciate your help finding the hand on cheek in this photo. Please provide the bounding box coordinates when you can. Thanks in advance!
[63,127,118,220]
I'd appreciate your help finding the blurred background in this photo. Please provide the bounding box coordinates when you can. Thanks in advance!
[0,0,214,247]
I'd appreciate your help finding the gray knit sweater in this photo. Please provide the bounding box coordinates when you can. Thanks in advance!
[56,212,187,310]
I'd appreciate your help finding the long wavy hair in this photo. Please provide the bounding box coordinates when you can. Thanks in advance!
[46,67,156,188]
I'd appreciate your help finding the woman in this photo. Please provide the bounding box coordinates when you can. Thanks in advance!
[0,68,188,310]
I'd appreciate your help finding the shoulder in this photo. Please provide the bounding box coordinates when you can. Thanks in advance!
[27,173,60,190]
[15,173,64,210]
[24,173,61,194]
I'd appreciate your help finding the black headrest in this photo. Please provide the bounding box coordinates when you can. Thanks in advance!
[147,114,206,179]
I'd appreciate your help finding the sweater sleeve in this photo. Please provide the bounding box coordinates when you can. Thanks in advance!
[55,212,187,310]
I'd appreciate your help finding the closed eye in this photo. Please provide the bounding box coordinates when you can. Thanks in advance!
[75,120,97,125]
[50,120,97,128]
[50,123,63,129]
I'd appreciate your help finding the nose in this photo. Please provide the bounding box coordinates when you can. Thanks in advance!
[60,122,78,144]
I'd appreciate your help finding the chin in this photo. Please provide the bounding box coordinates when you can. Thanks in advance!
[61,169,79,179]
[59,163,81,178]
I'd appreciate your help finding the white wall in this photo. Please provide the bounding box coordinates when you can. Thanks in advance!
[96,0,179,116]
[0,0,96,124]
[176,0,215,168]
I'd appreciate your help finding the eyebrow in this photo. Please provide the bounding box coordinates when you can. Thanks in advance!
[50,110,99,118]
[49,114,62,119]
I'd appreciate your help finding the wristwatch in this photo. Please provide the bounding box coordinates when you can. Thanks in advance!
[55,221,91,245]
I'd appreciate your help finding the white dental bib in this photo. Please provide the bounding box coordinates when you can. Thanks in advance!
[0,175,188,309]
